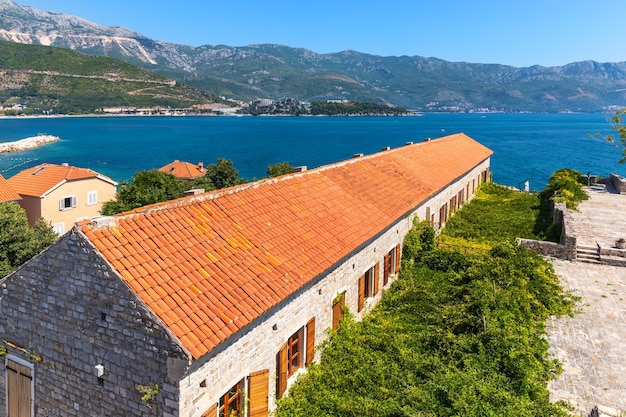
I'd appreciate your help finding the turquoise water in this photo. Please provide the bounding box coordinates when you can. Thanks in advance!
[0,113,622,190]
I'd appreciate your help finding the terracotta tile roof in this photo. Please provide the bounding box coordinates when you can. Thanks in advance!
[7,163,117,198]
[0,174,21,202]
[80,133,492,359]
[158,160,206,180]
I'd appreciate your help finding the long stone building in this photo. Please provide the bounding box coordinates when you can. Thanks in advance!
[0,133,491,417]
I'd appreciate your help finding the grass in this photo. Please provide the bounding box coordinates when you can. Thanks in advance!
[441,182,560,246]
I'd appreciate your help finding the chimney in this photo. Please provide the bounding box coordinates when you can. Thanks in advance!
[405,142,414,146]
[424,137,431,142]
[352,153,364,158]
[293,166,307,173]
[381,146,391,151]
[198,162,204,172]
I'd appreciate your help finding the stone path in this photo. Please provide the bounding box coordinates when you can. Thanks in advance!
[547,184,626,416]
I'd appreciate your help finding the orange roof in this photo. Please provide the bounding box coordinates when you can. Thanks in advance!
[158,160,205,180]
[80,133,492,359]
[0,174,21,203]
[7,163,117,198]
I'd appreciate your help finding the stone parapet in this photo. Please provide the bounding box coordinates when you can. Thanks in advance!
[610,173,626,194]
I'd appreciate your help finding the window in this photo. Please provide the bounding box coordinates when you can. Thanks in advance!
[276,318,315,398]
[383,245,401,286]
[218,380,243,417]
[87,191,98,206]
[439,202,448,226]
[358,263,379,312]
[6,357,33,417]
[51,222,65,236]
[203,369,269,417]
[332,292,346,330]
[59,196,76,211]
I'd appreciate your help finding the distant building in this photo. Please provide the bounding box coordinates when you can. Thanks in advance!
[0,134,491,416]
[158,160,206,181]
[7,163,117,235]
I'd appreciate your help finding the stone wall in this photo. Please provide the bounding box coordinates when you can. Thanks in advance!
[0,229,190,417]
[610,173,626,194]
[518,202,577,261]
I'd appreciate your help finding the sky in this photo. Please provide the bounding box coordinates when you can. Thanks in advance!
[13,0,626,68]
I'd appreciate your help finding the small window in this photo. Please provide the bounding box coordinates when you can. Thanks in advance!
[52,222,65,235]
[358,263,379,312]
[218,380,243,417]
[59,196,76,211]
[87,191,98,206]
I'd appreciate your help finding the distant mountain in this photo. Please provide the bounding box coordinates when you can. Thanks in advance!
[0,40,229,113]
[2,0,626,112]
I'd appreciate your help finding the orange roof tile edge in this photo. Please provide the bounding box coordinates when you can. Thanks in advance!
[7,163,117,197]
[0,174,21,202]
[80,133,492,360]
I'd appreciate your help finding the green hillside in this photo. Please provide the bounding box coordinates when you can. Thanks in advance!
[0,40,231,114]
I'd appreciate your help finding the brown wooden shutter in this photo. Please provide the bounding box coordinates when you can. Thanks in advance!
[383,253,391,286]
[7,360,32,417]
[373,262,380,295]
[306,317,315,366]
[357,274,365,312]
[332,292,345,330]
[249,369,269,417]
[201,403,217,417]
[395,244,401,273]
[276,343,288,398]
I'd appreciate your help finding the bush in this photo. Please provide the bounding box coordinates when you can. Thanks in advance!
[540,168,588,210]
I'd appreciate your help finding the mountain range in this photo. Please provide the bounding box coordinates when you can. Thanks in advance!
[2,0,626,112]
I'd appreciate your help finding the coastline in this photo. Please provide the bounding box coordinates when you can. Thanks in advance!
[0,135,61,154]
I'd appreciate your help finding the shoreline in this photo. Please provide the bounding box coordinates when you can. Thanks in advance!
[0,135,61,154]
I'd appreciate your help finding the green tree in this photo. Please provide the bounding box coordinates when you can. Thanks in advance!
[101,170,188,215]
[101,160,246,215]
[590,107,626,163]
[540,168,588,209]
[205,158,246,189]
[0,202,57,277]
[267,162,294,177]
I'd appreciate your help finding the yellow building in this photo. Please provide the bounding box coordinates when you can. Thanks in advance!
[7,163,117,234]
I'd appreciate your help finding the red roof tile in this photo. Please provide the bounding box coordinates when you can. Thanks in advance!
[80,133,492,359]
[0,174,20,203]
[158,160,206,181]
[7,163,117,197]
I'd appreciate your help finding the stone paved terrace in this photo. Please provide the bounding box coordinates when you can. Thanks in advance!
[547,184,626,416]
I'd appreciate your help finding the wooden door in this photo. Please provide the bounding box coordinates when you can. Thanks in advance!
[6,359,32,417]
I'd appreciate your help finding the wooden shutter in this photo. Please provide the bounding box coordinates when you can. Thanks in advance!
[395,244,401,273]
[249,369,269,417]
[201,403,217,417]
[357,275,365,312]
[332,292,345,330]
[7,360,32,417]
[373,262,380,295]
[306,318,315,366]
[276,343,288,398]
[383,253,391,286]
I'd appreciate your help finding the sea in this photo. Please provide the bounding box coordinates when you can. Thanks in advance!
[0,113,623,191]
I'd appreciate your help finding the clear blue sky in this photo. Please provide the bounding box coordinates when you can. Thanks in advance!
[14,0,626,67]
